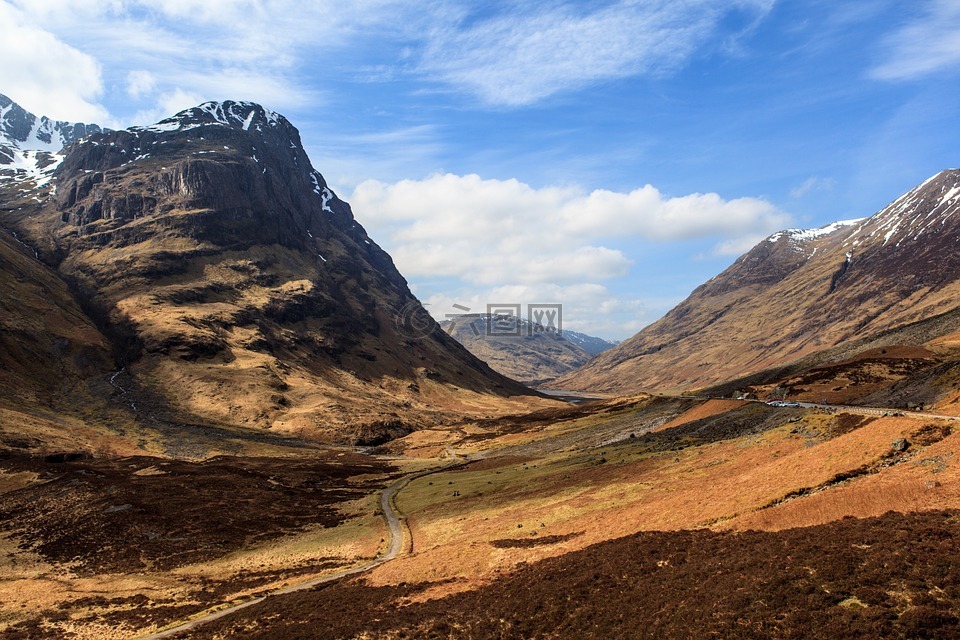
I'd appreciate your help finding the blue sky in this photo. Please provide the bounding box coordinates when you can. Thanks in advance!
[2,0,959,339]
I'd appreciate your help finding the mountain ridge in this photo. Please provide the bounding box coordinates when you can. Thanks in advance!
[0,94,544,453]
[439,313,615,386]
[0,92,105,186]
[557,168,960,393]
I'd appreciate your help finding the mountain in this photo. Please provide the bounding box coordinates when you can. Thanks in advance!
[0,92,105,185]
[439,314,613,386]
[557,169,960,393]
[561,328,618,356]
[0,96,542,452]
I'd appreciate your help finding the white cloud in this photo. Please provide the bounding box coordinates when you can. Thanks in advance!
[789,176,836,198]
[126,70,156,98]
[1,0,779,127]
[0,2,107,122]
[565,187,791,240]
[350,173,789,287]
[1,0,409,126]
[871,0,960,80]
[418,0,776,106]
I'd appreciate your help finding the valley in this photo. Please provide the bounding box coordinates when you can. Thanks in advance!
[3,93,960,639]
[5,388,960,638]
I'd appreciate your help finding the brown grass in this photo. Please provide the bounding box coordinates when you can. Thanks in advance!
[175,510,960,640]
[655,398,747,431]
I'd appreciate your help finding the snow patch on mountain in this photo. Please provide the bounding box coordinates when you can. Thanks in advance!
[0,93,102,186]
[767,218,864,255]
[845,169,960,248]
[3,149,63,187]
[136,100,284,135]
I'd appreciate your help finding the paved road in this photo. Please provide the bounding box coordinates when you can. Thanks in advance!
[792,401,960,421]
[136,461,463,640]
[661,392,960,422]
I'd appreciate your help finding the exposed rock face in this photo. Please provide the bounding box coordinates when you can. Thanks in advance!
[558,170,960,393]
[0,98,540,448]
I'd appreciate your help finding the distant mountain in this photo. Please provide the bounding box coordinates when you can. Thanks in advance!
[557,169,960,393]
[563,329,619,356]
[0,93,105,185]
[0,96,540,453]
[440,314,614,386]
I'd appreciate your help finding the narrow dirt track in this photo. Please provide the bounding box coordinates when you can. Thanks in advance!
[135,460,465,640]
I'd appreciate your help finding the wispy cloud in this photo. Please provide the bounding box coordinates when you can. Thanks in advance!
[707,234,769,257]
[790,176,836,198]
[307,125,445,191]
[1,0,409,125]
[871,0,960,80]
[0,0,779,126]
[416,0,776,106]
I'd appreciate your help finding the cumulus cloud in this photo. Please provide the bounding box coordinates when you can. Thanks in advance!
[0,2,107,122]
[418,0,776,106]
[871,0,960,80]
[350,173,790,286]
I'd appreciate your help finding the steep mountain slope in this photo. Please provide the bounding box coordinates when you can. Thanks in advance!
[0,97,542,449]
[440,314,603,386]
[0,224,122,451]
[558,169,960,393]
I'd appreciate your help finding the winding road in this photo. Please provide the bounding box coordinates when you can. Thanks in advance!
[136,461,464,640]
[133,396,958,638]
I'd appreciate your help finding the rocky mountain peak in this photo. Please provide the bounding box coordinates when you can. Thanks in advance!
[0,94,537,440]
[49,97,355,248]
[137,100,285,134]
[0,92,105,152]
[0,94,105,185]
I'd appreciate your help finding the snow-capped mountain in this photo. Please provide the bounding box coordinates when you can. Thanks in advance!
[558,168,960,393]
[563,329,619,356]
[135,100,283,134]
[0,93,105,186]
